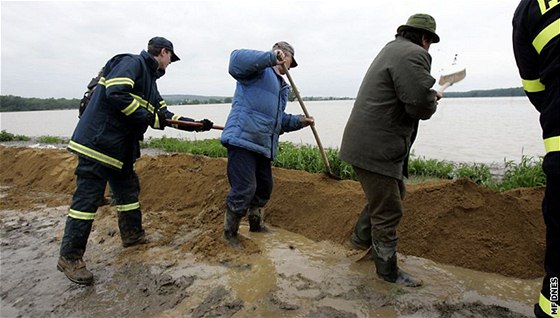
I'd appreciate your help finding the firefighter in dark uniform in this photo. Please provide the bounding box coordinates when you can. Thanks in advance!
[57,37,214,285]
[513,1,559,317]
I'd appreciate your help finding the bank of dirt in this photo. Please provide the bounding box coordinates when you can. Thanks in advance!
[0,145,546,317]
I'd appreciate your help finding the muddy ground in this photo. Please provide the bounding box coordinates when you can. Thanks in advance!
[0,145,546,317]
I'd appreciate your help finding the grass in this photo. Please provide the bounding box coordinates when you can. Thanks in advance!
[36,135,69,144]
[2,131,546,190]
[142,137,544,191]
[0,130,30,142]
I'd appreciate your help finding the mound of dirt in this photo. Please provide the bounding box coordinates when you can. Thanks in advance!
[0,146,545,279]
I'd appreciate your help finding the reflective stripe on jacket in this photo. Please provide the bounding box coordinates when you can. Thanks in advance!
[513,0,560,153]
[68,50,183,169]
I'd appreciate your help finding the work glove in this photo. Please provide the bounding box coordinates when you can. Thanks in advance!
[148,109,167,130]
[174,117,213,132]
[197,119,213,132]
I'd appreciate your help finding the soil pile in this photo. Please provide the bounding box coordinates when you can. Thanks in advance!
[0,146,545,279]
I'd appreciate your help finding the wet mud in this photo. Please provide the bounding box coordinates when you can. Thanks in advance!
[0,145,546,317]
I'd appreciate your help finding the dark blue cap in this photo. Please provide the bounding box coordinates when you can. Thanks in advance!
[148,37,180,62]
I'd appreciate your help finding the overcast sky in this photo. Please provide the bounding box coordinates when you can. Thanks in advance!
[1,0,523,99]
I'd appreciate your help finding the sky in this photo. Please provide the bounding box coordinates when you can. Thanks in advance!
[1,0,524,99]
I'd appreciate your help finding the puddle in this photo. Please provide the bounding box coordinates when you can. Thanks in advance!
[0,205,539,317]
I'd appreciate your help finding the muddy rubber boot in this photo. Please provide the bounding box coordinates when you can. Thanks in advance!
[118,210,147,248]
[248,207,269,232]
[349,207,372,250]
[373,243,422,287]
[223,209,242,248]
[57,256,94,285]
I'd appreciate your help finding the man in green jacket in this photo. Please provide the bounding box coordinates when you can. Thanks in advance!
[339,13,442,287]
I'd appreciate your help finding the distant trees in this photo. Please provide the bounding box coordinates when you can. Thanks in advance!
[0,95,79,112]
[0,88,528,112]
[445,87,525,98]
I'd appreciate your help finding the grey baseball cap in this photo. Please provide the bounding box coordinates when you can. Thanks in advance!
[273,41,298,68]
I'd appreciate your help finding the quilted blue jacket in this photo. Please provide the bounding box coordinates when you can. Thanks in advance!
[221,49,304,159]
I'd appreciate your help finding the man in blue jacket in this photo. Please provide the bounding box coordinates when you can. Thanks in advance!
[221,41,314,247]
[58,37,213,285]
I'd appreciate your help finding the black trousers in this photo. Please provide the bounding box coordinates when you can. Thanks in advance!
[536,78,560,317]
[225,145,273,216]
[59,156,143,259]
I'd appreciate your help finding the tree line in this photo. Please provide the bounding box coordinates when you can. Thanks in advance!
[0,87,527,112]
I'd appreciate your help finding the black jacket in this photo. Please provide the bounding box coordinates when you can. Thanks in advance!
[68,50,186,170]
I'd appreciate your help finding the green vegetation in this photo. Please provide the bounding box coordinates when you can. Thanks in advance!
[141,137,544,191]
[1,132,544,190]
[36,135,69,144]
[2,88,527,112]
[1,95,80,112]
[0,130,30,142]
[445,87,525,98]
[497,156,545,191]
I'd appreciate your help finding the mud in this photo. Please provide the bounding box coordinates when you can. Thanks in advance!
[0,145,546,317]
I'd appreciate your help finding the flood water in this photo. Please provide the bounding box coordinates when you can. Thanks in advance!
[0,97,544,164]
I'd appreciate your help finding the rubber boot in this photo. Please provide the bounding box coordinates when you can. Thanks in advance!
[248,207,269,232]
[372,242,422,287]
[118,210,146,248]
[57,256,94,285]
[224,209,242,248]
[349,206,372,250]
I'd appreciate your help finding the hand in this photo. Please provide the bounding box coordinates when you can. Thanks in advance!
[148,109,167,129]
[300,115,314,127]
[436,91,443,101]
[275,49,286,65]
[196,119,213,131]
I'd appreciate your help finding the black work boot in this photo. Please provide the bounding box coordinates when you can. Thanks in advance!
[349,206,372,250]
[248,207,269,232]
[372,243,422,287]
[118,210,147,247]
[224,209,242,248]
[57,256,94,285]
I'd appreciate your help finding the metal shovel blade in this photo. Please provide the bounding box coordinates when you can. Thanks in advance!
[439,68,466,86]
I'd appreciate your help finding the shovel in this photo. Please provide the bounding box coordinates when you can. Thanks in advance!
[280,64,340,180]
[438,68,466,94]
[166,119,224,130]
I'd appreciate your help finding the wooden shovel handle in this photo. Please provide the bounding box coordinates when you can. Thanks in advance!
[280,64,336,178]
[166,119,224,130]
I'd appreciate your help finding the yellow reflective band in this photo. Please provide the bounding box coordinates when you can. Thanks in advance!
[99,77,107,86]
[160,100,168,107]
[522,78,546,93]
[68,209,96,221]
[130,93,155,113]
[171,114,181,128]
[68,141,123,169]
[122,99,141,116]
[537,0,560,15]
[154,114,161,128]
[533,18,560,54]
[544,136,560,153]
[105,77,134,88]
[116,202,140,212]
[539,292,559,316]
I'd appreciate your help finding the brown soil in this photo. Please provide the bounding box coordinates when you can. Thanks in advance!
[0,145,545,279]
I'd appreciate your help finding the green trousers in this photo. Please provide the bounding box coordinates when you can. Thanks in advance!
[352,166,406,257]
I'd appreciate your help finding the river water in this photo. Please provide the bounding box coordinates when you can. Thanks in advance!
[0,97,544,164]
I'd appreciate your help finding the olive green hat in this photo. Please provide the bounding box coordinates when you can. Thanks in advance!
[397,13,440,43]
